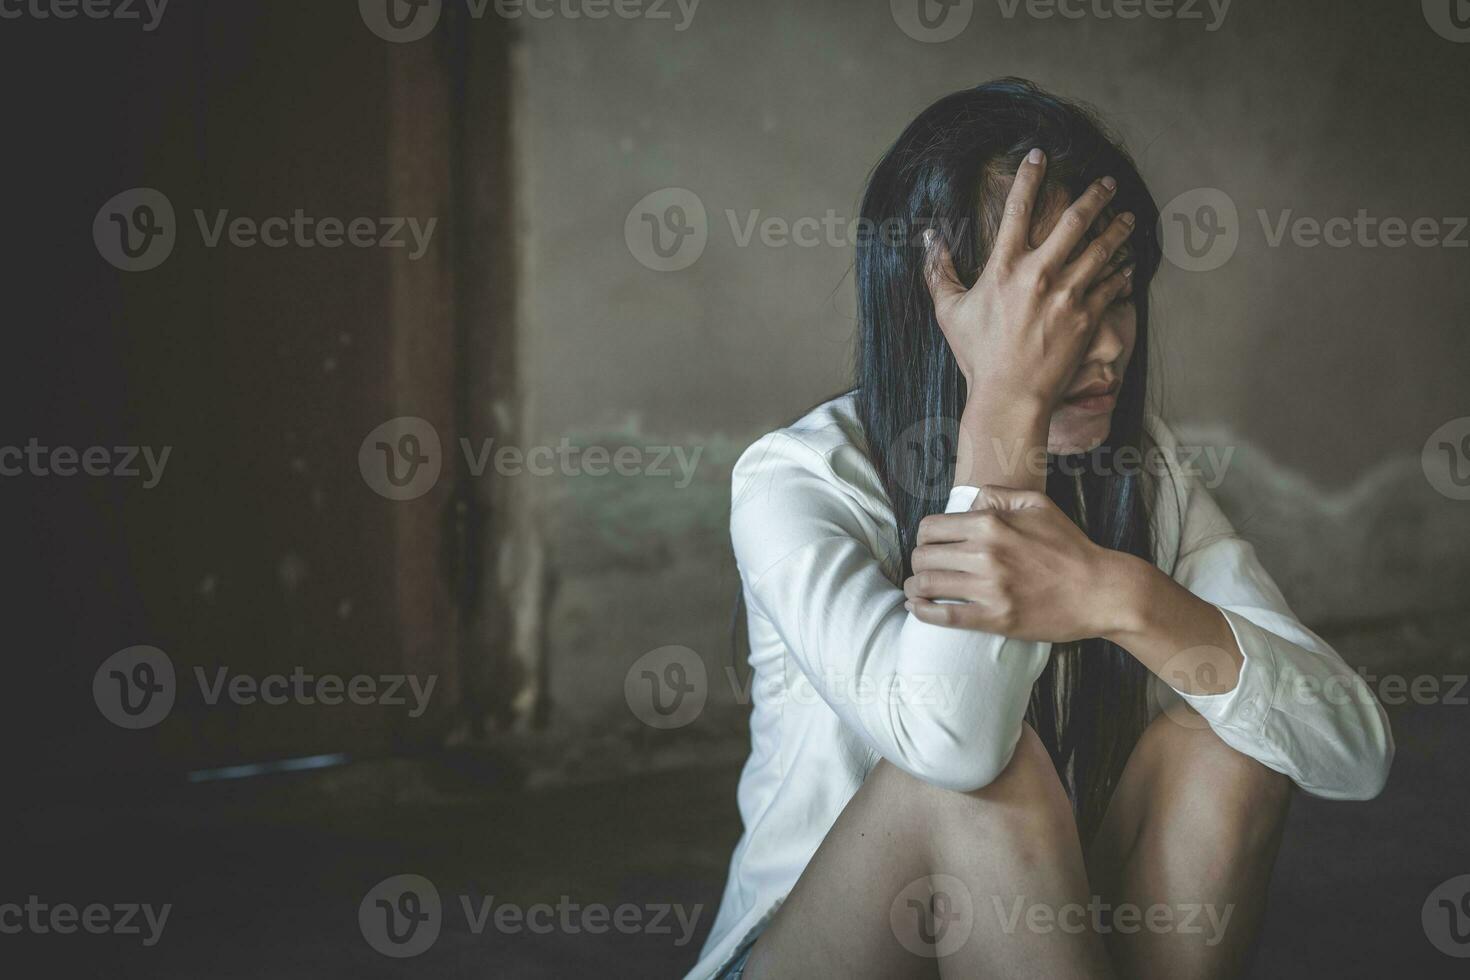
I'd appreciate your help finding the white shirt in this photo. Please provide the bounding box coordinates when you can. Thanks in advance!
[688,393,1393,980]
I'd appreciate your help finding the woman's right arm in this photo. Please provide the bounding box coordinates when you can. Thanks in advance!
[732,430,1052,792]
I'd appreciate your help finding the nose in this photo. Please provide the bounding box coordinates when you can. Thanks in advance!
[1082,308,1127,368]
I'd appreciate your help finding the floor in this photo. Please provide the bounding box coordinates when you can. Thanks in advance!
[6,690,1469,978]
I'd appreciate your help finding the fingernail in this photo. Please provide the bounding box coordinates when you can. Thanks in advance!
[1101,176,1117,191]
[905,600,914,611]
[1123,265,1135,278]
[1120,211,1135,226]
[922,228,935,248]
[1027,147,1044,164]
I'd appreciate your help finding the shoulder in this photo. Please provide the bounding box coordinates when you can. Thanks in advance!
[732,391,888,514]
[730,393,895,574]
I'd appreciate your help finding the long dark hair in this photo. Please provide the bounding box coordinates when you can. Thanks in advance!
[855,78,1163,844]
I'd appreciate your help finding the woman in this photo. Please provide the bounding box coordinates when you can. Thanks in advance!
[689,79,1393,980]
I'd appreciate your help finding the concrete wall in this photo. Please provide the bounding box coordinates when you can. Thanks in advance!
[505,0,1470,741]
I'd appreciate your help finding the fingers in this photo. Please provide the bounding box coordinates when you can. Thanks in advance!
[911,542,974,573]
[1083,262,1136,321]
[993,147,1048,262]
[922,231,966,311]
[916,511,985,545]
[970,484,1050,512]
[915,486,1048,545]
[899,599,970,628]
[1063,210,1136,291]
[1035,175,1119,268]
[903,570,971,602]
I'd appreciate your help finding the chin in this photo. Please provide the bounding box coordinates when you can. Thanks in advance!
[1046,413,1112,456]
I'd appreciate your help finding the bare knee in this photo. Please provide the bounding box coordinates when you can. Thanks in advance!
[869,726,1079,857]
[1134,717,1292,858]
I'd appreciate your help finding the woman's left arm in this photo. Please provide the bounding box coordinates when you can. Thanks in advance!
[905,469,1395,801]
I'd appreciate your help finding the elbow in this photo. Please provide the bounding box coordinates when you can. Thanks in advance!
[893,728,1022,794]
[1315,718,1396,802]
[924,751,1012,794]
[1351,727,1395,801]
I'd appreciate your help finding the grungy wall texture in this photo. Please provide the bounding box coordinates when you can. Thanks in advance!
[506,1,1470,739]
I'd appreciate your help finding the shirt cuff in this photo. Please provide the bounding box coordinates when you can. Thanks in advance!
[1174,607,1278,736]
[946,485,981,514]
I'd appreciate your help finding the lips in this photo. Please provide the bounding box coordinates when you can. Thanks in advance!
[1063,379,1120,413]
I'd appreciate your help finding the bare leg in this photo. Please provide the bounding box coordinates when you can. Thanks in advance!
[744,725,1115,979]
[1088,713,1292,979]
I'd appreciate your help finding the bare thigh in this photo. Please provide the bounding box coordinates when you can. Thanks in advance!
[744,725,1115,980]
[1087,713,1293,980]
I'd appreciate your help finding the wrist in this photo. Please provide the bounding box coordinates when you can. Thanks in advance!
[955,395,1051,490]
[1095,550,1160,643]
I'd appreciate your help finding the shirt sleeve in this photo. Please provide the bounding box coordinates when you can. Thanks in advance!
[731,430,1051,792]
[1154,421,1394,800]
